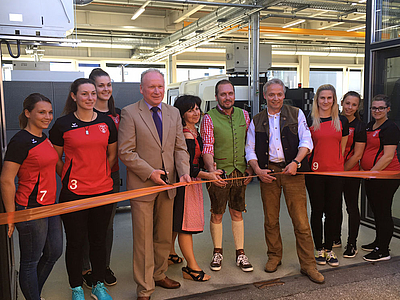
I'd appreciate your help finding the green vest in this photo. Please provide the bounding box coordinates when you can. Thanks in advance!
[207,106,247,175]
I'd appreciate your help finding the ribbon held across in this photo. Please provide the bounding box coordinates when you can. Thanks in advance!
[1,171,400,226]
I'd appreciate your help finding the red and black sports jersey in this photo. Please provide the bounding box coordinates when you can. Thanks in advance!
[360,119,400,171]
[94,107,121,173]
[344,118,367,171]
[309,115,349,172]
[4,130,58,207]
[49,112,117,196]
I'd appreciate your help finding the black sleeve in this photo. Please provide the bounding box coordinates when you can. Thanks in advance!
[382,122,400,145]
[49,119,64,147]
[354,121,367,143]
[186,139,201,178]
[4,135,28,165]
[107,117,118,144]
[115,107,121,116]
[340,115,349,136]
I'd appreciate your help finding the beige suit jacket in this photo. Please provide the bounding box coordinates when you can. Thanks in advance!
[118,99,190,201]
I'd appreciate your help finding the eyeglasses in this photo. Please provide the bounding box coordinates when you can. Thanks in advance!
[370,106,388,112]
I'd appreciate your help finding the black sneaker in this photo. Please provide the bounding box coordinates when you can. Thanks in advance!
[343,243,358,258]
[82,270,94,288]
[332,239,342,248]
[361,241,377,252]
[363,247,391,262]
[105,267,117,286]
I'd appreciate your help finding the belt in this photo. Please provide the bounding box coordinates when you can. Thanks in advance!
[268,161,286,169]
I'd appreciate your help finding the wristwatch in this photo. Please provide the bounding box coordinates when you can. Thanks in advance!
[292,159,301,169]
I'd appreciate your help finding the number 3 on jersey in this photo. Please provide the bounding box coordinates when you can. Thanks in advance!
[69,179,78,190]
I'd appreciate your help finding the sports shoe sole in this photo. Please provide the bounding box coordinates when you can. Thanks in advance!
[315,259,326,265]
[332,244,342,248]
[361,246,375,252]
[327,261,339,267]
[104,280,117,286]
[343,250,358,258]
[363,255,391,262]
[300,269,325,284]
[239,265,254,272]
[210,265,222,271]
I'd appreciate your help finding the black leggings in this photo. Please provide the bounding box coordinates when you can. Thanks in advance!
[342,178,361,245]
[306,175,343,251]
[365,179,400,251]
[60,190,113,288]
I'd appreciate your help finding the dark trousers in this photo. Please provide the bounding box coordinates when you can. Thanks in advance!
[343,178,361,245]
[365,179,400,251]
[60,191,113,288]
[306,175,343,251]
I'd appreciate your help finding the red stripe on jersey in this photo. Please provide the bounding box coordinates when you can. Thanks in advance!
[16,139,58,206]
[361,130,400,171]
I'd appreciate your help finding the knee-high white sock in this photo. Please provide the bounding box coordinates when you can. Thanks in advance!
[210,221,223,249]
[232,220,244,250]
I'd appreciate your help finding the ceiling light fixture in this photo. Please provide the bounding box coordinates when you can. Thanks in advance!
[347,25,366,32]
[131,1,151,20]
[282,19,306,28]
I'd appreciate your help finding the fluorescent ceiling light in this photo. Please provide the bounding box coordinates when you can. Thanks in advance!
[131,1,151,20]
[318,22,344,30]
[347,25,366,32]
[79,42,133,49]
[131,8,145,20]
[282,19,306,28]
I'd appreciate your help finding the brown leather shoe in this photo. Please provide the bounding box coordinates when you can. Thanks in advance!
[155,276,181,289]
[300,268,325,284]
[265,260,282,273]
[137,297,150,300]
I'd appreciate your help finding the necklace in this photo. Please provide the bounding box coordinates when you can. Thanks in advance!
[185,126,198,138]
[74,111,95,135]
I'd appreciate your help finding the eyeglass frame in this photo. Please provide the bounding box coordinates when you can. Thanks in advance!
[370,106,388,112]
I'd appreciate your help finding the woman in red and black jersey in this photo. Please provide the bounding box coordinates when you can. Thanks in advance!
[79,68,121,287]
[0,93,62,300]
[360,94,400,262]
[306,84,349,267]
[340,92,366,258]
[49,78,117,299]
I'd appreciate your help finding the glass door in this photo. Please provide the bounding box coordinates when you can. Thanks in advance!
[361,45,400,237]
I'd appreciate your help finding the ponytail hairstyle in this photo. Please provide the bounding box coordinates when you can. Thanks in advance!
[311,84,341,132]
[62,78,95,115]
[89,68,117,117]
[341,91,362,120]
[19,93,52,129]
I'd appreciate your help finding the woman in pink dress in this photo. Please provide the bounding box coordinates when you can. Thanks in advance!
[170,95,223,281]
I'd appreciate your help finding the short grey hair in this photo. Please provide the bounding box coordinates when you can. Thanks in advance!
[263,78,286,95]
[140,68,164,84]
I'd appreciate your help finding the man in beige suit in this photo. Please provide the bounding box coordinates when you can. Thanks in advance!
[118,69,190,300]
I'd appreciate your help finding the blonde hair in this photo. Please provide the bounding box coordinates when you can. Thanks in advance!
[311,84,341,131]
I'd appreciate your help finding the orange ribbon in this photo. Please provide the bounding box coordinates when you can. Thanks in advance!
[1,171,399,226]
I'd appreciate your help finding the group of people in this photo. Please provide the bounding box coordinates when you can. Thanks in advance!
[1,68,399,300]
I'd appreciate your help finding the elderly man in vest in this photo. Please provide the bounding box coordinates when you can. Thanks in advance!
[245,78,324,284]
[200,79,253,272]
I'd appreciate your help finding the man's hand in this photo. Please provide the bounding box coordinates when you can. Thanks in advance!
[256,169,276,183]
[150,169,168,185]
[243,167,253,185]
[283,161,298,175]
[180,174,191,183]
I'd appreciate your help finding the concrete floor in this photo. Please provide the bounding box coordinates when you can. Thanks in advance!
[14,180,400,299]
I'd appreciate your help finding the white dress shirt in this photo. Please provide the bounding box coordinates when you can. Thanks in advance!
[245,108,313,163]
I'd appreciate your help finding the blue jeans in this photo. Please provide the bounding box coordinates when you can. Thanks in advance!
[15,205,63,300]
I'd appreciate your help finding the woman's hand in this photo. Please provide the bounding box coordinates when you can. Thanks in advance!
[8,223,15,238]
